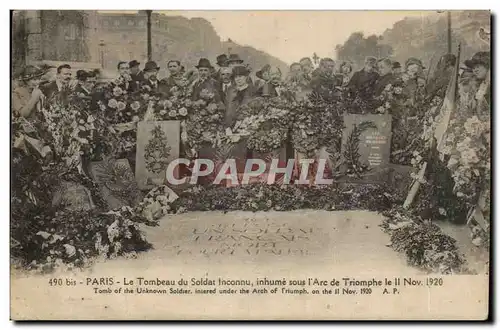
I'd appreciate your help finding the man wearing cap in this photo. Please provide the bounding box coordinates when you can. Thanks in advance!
[346,56,380,100]
[142,61,161,93]
[191,58,221,102]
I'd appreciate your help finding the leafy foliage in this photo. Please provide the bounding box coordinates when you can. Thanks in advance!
[343,121,377,177]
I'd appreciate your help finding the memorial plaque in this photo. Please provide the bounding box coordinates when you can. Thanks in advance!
[136,121,180,190]
[341,114,392,170]
[89,158,142,210]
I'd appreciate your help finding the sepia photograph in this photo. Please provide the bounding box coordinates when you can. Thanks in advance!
[9,9,491,320]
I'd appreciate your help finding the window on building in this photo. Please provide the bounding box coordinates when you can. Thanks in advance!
[103,20,109,27]
[128,20,134,26]
[64,23,77,40]
[139,20,145,27]
[114,20,120,27]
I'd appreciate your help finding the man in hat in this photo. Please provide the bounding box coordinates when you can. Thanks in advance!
[212,54,229,81]
[346,56,379,100]
[191,58,221,102]
[142,61,161,93]
[129,60,144,87]
[40,64,73,101]
[392,62,402,77]
[226,54,244,69]
[74,70,94,97]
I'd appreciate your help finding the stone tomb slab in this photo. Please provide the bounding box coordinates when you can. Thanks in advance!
[341,114,392,170]
[136,120,180,190]
[142,210,416,273]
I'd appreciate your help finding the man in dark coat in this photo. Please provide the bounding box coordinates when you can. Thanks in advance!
[191,58,221,102]
[74,70,93,97]
[346,56,379,100]
[217,66,233,103]
[129,60,144,91]
[141,61,162,94]
[373,58,395,96]
[310,58,341,99]
[40,64,73,100]
[160,60,188,96]
[212,54,228,81]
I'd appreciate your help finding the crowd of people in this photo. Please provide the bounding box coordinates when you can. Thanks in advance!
[13,49,490,127]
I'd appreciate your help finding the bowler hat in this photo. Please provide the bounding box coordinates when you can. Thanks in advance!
[144,61,160,72]
[392,61,401,69]
[232,65,250,77]
[227,54,244,64]
[465,51,490,68]
[129,60,141,68]
[195,58,213,69]
[256,64,271,79]
[216,54,228,66]
[76,70,90,81]
[405,57,425,69]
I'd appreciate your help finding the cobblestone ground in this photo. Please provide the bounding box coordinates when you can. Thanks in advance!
[11,210,488,320]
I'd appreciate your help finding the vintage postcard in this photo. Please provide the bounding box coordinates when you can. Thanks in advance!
[10,10,491,320]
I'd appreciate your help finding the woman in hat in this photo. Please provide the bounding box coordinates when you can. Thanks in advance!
[13,65,50,118]
[225,65,255,172]
[74,70,95,98]
[254,64,271,89]
[463,51,490,112]
[225,65,255,127]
